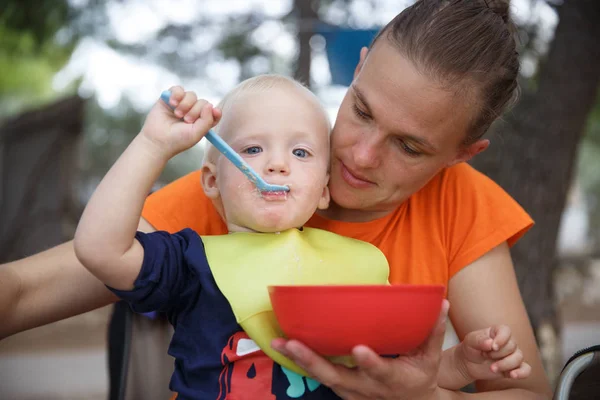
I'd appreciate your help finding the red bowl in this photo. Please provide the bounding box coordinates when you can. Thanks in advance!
[269,284,445,356]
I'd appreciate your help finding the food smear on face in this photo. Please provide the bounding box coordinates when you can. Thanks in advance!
[260,190,288,200]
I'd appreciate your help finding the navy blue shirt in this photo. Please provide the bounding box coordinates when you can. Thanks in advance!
[109,229,340,400]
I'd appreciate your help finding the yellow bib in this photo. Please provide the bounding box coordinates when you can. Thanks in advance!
[203,227,389,376]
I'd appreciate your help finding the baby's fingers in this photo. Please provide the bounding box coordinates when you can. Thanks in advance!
[490,348,524,374]
[184,99,209,123]
[212,107,222,124]
[165,86,185,107]
[490,325,512,352]
[190,103,216,139]
[465,330,494,352]
[174,91,198,118]
[507,362,531,379]
[488,339,517,359]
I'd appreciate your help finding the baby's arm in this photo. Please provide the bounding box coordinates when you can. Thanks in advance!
[74,88,219,290]
[438,325,531,390]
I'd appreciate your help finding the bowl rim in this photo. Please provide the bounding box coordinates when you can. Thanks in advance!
[268,284,446,293]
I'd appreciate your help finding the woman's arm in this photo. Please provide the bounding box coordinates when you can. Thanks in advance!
[447,242,552,398]
[0,218,156,340]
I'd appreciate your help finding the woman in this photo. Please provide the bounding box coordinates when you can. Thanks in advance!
[0,1,552,399]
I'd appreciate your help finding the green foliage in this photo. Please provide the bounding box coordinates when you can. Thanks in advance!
[0,0,71,49]
[577,96,600,191]
[218,31,262,64]
[575,94,600,245]
[0,0,78,115]
[0,24,72,91]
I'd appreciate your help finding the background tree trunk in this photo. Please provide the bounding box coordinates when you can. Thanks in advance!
[471,0,600,378]
[293,0,320,87]
[0,96,84,263]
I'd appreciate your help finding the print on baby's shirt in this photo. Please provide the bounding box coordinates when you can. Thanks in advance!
[218,331,322,399]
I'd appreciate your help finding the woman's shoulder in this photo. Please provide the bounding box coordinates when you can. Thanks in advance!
[429,162,502,191]
[415,163,518,208]
[411,163,533,276]
[142,170,227,235]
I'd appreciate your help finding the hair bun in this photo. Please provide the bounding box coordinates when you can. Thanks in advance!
[484,0,510,23]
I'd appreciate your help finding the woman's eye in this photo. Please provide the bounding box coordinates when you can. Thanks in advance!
[292,148,309,158]
[243,146,262,155]
[352,104,371,120]
[399,141,422,157]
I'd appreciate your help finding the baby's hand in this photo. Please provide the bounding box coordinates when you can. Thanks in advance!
[140,86,222,160]
[456,325,531,382]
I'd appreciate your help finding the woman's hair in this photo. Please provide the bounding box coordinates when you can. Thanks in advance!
[204,74,330,164]
[372,0,520,144]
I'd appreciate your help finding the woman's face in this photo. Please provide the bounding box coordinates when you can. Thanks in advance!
[328,40,488,219]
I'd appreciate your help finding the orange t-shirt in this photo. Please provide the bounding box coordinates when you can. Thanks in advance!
[142,163,532,287]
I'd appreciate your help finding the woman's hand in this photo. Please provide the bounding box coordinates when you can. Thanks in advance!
[271,299,449,400]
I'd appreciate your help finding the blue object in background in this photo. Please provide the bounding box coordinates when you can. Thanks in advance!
[318,26,381,87]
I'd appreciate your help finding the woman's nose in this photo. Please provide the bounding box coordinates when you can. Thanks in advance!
[352,135,382,169]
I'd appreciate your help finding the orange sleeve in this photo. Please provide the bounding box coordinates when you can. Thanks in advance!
[438,164,533,278]
[141,171,228,235]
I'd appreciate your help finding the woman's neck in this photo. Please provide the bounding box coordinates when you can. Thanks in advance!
[317,201,394,223]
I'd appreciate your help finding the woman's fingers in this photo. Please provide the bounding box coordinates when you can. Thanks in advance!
[352,345,395,383]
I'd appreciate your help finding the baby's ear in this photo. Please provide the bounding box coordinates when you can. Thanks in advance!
[201,162,220,200]
[317,174,330,210]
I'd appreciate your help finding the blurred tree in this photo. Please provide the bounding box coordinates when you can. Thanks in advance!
[577,97,600,247]
[64,0,363,184]
[0,0,82,116]
[471,0,600,375]
[292,0,320,87]
[80,96,204,189]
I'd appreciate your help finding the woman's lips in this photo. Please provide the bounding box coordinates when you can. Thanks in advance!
[340,162,375,189]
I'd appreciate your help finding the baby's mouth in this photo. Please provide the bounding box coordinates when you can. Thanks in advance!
[260,190,289,201]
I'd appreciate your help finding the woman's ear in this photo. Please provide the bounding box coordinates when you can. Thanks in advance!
[448,139,490,166]
[201,162,220,200]
[353,46,369,79]
[317,174,331,210]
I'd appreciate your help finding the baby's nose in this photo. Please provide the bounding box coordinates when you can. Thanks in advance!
[266,157,290,175]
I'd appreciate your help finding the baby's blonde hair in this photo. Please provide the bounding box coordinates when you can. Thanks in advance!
[203,74,330,164]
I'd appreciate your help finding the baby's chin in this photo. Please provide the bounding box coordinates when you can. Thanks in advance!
[248,222,302,234]
[225,208,311,233]
[245,216,306,234]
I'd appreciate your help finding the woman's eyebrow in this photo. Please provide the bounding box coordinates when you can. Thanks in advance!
[398,133,439,153]
[352,85,372,114]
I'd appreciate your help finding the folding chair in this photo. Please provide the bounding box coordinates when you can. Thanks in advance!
[554,345,600,400]
[107,301,133,400]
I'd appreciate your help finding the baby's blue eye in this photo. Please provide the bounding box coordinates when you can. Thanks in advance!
[293,148,308,158]
[244,146,262,154]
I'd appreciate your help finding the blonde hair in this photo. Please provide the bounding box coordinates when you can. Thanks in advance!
[203,74,330,164]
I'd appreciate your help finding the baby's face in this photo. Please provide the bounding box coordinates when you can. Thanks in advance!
[204,86,331,233]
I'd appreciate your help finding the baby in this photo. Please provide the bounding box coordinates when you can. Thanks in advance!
[74,75,529,399]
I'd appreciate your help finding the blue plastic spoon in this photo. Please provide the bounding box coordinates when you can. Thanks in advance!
[160,90,289,193]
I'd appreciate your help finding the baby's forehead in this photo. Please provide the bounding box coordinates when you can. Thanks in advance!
[231,85,316,107]
[224,87,328,123]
